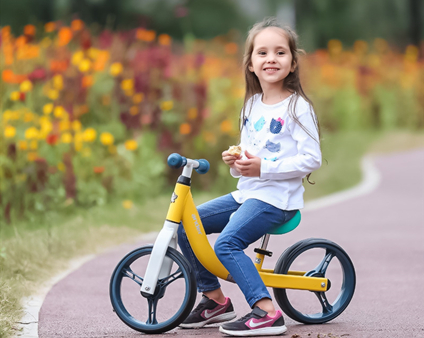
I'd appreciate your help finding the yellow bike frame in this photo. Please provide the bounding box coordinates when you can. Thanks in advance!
[166,182,329,292]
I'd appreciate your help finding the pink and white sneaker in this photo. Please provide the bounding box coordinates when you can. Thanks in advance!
[180,295,236,329]
[219,307,287,336]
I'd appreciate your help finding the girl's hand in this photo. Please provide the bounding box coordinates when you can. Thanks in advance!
[222,150,241,168]
[234,150,261,177]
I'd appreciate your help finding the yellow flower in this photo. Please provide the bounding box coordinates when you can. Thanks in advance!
[124,140,138,151]
[20,80,33,92]
[122,200,133,209]
[83,128,96,142]
[39,117,53,134]
[61,132,73,143]
[133,93,144,104]
[17,140,28,150]
[57,162,65,171]
[161,101,173,111]
[121,79,133,91]
[59,120,71,131]
[23,112,35,122]
[72,120,82,131]
[25,127,39,139]
[27,152,38,162]
[47,89,59,100]
[54,106,66,118]
[4,125,16,138]
[43,103,53,115]
[29,140,38,150]
[74,141,83,151]
[100,132,114,145]
[53,74,64,90]
[110,62,123,76]
[187,107,197,119]
[78,59,91,72]
[10,91,20,101]
[71,51,84,65]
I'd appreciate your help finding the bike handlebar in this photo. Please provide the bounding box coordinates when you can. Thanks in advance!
[167,153,210,174]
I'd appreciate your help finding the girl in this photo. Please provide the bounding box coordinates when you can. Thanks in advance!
[178,17,321,337]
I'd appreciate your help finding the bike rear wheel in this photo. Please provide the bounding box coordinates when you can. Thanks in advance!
[110,245,197,333]
[273,238,355,324]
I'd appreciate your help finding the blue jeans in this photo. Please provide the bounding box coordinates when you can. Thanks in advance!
[177,193,297,308]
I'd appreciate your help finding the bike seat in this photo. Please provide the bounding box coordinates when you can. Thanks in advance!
[268,210,301,235]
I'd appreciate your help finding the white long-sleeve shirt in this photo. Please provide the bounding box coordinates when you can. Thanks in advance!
[230,93,322,210]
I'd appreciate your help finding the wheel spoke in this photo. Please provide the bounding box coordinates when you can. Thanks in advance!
[159,267,184,288]
[314,250,335,276]
[146,296,159,324]
[122,267,143,286]
[314,291,333,313]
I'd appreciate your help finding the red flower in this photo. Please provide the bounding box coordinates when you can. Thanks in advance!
[93,166,105,174]
[28,68,47,82]
[46,133,59,145]
[19,92,26,101]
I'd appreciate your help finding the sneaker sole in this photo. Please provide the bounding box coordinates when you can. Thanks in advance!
[180,311,237,329]
[219,325,287,336]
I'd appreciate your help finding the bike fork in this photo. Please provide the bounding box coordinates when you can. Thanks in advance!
[140,221,178,295]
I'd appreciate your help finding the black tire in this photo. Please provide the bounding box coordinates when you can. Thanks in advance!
[109,245,197,333]
[273,238,355,324]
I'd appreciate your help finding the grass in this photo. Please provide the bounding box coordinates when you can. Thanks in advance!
[1,130,423,337]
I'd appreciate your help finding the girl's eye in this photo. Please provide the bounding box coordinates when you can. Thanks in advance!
[258,51,266,55]
[277,51,285,55]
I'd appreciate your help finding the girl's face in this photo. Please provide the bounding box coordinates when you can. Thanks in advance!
[248,27,295,91]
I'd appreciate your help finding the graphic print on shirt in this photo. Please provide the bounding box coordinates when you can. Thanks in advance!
[265,140,281,153]
[264,157,278,161]
[270,118,284,134]
[254,116,266,131]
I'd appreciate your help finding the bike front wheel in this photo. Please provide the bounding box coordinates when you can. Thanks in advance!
[109,245,197,333]
[273,238,356,324]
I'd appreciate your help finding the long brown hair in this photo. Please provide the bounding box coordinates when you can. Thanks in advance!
[241,17,320,183]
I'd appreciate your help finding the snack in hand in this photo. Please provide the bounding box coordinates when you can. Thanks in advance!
[228,145,242,156]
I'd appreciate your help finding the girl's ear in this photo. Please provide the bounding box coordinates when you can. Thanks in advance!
[248,65,254,72]
[290,60,297,73]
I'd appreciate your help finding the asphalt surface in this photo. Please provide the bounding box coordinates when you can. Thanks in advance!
[38,149,424,338]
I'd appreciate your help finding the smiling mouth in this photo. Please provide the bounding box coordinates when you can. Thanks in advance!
[264,68,279,72]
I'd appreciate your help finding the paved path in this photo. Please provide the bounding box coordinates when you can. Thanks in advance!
[37,149,424,338]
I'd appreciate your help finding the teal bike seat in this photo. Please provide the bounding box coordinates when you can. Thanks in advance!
[268,210,301,235]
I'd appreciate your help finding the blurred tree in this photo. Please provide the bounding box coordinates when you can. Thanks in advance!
[293,0,423,51]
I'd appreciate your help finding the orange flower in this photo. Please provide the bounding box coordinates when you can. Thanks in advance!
[50,60,68,72]
[58,27,73,46]
[45,22,56,33]
[136,29,156,42]
[16,36,27,48]
[180,123,191,135]
[24,24,36,36]
[220,120,233,133]
[158,34,171,46]
[2,69,26,83]
[225,42,238,55]
[93,166,105,174]
[71,19,84,31]
[82,75,93,88]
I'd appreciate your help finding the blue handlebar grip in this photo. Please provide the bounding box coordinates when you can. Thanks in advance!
[167,153,187,168]
[195,159,210,174]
